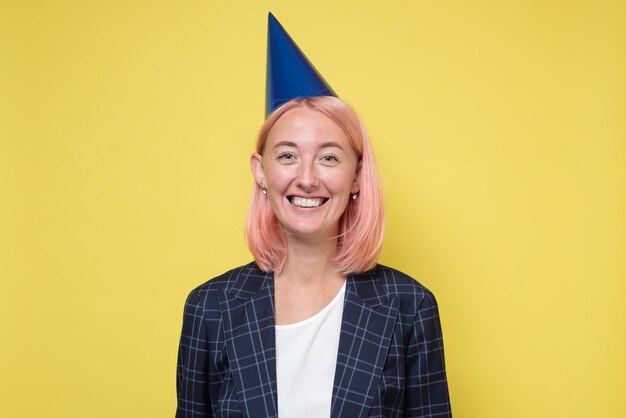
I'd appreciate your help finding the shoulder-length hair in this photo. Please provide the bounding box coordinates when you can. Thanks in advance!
[245,96,385,275]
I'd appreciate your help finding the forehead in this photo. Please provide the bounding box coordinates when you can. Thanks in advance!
[266,107,350,149]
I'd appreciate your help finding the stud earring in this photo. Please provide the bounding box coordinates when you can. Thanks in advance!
[352,193,358,200]
[262,188,267,195]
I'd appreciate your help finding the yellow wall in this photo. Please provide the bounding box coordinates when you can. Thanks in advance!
[3,0,625,417]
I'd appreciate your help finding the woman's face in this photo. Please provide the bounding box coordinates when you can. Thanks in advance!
[251,107,360,241]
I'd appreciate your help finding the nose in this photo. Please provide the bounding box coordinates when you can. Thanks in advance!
[296,162,319,192]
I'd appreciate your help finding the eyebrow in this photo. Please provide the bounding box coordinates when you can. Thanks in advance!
[272,140,345,151]
[320,141,345,150]
[272,141,298,149]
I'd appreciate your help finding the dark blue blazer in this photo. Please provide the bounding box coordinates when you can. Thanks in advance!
[176,263,452,418]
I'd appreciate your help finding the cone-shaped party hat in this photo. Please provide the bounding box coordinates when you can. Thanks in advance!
[266,12,336,117]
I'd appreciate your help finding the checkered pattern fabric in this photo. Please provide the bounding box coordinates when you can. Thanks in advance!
[176,263,452,418]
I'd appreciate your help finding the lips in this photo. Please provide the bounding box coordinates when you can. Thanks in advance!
[288,196,328,208]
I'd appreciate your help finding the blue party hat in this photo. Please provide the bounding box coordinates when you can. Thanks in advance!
[266,12,337,117]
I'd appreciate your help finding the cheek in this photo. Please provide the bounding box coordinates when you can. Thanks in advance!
[329,169,358,193]
[265,167,289,189]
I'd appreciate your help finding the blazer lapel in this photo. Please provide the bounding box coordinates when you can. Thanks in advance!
[331,270,400,418]
[220,265,278,418]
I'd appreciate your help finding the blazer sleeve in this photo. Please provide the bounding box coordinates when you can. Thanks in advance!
[404,291,452,417]
[176,290,211,418]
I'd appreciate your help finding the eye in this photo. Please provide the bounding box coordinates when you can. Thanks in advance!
[278,152,296,163]
[321,155,339,164]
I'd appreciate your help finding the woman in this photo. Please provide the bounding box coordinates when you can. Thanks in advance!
[175,96,452,417]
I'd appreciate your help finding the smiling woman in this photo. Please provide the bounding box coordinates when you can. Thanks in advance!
[252,105,359,243]
[175,13,452,418]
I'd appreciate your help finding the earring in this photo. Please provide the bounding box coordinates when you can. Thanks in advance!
[352,193,358,200]
[262,188,267,195]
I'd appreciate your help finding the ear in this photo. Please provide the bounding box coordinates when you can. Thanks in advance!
[351,159,361,194]
[250,153,266,189]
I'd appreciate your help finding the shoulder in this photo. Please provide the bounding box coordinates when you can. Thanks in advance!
[355,264,439,314]
[184,262,267,309]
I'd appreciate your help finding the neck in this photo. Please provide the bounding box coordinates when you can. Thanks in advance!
[279,234,341,286]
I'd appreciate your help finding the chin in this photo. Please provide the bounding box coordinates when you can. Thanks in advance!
[283,223,339,241]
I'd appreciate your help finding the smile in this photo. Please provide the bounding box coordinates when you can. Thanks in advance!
[288,196,328,208]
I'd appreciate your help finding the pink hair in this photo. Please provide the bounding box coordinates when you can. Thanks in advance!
[245,96,385,274]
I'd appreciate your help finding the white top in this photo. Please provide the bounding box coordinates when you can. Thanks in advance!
[275,282,346,418]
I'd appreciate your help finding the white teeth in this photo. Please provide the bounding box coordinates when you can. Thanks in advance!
[291,197,325,208]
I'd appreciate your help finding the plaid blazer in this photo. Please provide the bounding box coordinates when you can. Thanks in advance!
[176,263,452,418]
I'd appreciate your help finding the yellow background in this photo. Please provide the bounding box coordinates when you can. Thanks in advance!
[2,0,625,417]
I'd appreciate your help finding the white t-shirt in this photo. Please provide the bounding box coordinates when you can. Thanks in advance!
[275,282,346,418]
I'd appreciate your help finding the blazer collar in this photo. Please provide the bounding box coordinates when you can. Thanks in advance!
[348,267,393,307]
[227,262,272,301]
[226,263,390,306]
